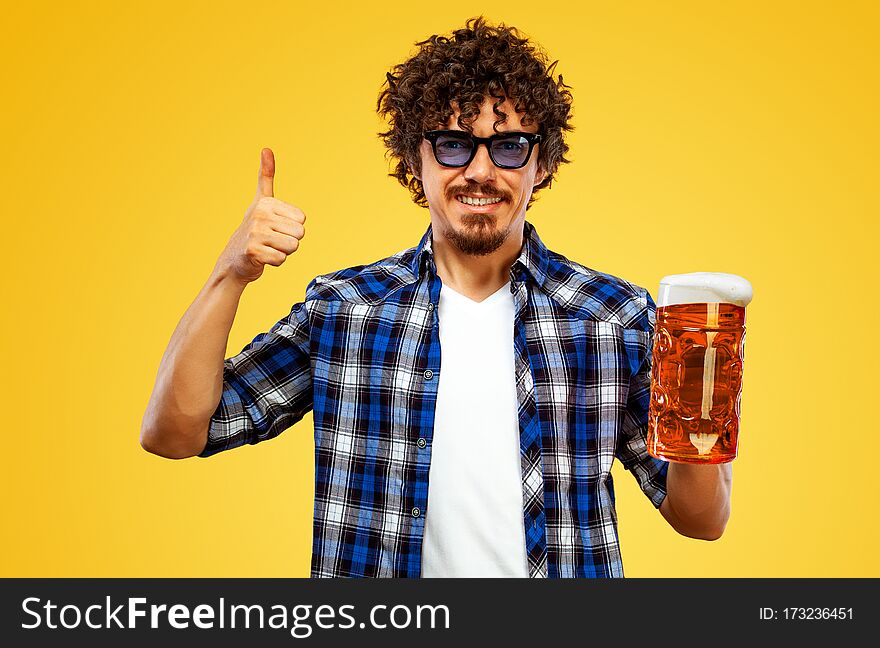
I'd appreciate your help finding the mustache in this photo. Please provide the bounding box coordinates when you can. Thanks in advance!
[448,185,507,200]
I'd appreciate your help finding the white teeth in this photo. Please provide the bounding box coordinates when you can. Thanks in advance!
[458,195,503,206]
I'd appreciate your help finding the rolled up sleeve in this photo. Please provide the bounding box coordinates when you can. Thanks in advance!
[198,300,313,458]
[616,289,668,508]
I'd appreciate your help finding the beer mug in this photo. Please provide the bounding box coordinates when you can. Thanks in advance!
[647,272,753,463]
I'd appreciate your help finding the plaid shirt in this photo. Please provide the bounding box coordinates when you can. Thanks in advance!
[199,219,668,577]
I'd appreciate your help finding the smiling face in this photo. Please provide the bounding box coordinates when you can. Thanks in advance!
[417,95,546,257]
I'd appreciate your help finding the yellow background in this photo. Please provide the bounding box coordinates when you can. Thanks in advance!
[1,1,877,577]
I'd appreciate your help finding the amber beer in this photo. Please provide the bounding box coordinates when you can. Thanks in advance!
[647,273,753,464]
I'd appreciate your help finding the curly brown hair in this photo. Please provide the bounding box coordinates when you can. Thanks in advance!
[376,16,574,210]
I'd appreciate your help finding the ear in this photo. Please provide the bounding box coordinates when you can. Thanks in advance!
[534,164,546,186]
[408,154,422,181]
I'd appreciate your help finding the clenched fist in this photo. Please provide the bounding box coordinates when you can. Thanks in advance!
[215,148,306,285]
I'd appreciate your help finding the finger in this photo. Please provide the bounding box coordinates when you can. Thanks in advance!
[256,147,275,199]
[256,245,287,268]
[261,231,301,255]
[270,200,306,224]
[267,216,305,240]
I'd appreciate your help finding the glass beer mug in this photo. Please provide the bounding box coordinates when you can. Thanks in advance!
[647,272,753,463]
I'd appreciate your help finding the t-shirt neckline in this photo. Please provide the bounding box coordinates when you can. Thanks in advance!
[441,281,511,306]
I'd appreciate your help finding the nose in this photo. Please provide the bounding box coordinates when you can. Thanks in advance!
[463,142,496,184]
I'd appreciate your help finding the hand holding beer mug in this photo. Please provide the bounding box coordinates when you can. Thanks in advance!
[648,273,753,463]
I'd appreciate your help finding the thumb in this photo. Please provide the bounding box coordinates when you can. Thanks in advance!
[256,147,275,199]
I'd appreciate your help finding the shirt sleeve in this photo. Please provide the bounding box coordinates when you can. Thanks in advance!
[197,299,313,458]
[616,289,669,508]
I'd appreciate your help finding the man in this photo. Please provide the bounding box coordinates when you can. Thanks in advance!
[141,17,731,578]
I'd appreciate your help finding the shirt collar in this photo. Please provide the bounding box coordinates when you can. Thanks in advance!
[409,219,551,289]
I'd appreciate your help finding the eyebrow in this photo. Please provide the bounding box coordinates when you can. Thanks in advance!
[442,129,533,135]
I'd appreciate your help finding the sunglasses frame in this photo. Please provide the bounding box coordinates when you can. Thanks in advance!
[423,129,542,169]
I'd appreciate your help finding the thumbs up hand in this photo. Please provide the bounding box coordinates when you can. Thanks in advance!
[215,148,307,286]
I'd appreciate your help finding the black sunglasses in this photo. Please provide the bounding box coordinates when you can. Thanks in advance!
[423,129,542,169]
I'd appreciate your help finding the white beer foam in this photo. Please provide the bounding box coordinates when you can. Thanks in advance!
[657,272,753,307]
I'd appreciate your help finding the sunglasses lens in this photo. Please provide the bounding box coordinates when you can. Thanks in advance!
[434,133,473,166]
[432,132,532,168]
[491,135,530,168]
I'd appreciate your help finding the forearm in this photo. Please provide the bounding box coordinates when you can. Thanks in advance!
[660,462,732,540]
[140,266,247,458]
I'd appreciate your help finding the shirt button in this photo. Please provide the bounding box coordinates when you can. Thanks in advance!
[417,438,427,449]
[411,507,421,518]
[427,303,435,311]
[423,369,434,380]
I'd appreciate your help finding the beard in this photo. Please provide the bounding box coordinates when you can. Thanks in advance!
[442,213,510,256]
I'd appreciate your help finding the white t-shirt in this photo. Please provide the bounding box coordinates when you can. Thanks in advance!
[421,280,528,577]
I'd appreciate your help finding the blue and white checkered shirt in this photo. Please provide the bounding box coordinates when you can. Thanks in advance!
[199,219,668,577]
